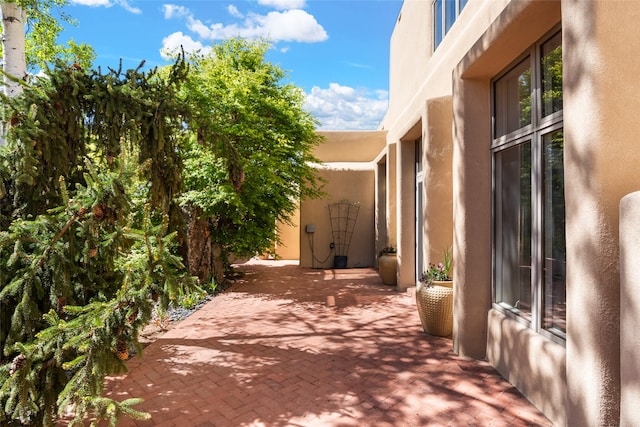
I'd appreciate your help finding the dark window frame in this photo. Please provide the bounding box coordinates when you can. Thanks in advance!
[491,27,565,344]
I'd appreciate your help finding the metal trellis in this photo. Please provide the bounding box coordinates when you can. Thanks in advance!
[328,201,360,268]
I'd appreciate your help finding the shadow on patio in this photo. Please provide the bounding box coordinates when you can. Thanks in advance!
[97,259,551,427]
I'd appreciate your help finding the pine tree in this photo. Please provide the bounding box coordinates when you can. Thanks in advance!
[0,58,195,426]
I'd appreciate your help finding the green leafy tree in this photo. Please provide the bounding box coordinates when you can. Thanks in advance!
[0,58,195,426]
[1,0,95,72]
[178,38,324,285]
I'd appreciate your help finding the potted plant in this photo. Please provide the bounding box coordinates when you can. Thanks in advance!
[378,245,397,286]
[416,249,453,336]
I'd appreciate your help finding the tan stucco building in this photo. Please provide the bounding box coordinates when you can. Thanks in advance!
[277,1,640,425]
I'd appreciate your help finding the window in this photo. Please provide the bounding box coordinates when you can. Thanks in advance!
[492,30,565,341]
[433,0,467,50]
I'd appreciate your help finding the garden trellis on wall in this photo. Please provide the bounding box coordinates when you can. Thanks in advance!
[328,201,360,268]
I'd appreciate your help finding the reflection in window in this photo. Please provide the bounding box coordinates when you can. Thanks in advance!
[494,59,532,138]
[541,34,563,117]
[434,0,443,49]
[495,142,532,320]
[543,130,566,335]
[492,30,564,341]
[445,0,456,33]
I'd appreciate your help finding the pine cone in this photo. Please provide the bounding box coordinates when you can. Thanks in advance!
[115,339,129,361]
[93,204,104,220]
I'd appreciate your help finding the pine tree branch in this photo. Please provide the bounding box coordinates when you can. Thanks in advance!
[38,206,88,267]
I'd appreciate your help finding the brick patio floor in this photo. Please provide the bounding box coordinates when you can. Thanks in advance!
[98,259,552,427]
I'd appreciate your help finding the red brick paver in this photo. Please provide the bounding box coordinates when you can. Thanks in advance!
[98,259,552,426]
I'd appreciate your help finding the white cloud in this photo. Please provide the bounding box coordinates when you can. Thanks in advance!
[163,4,190,19]
[227,5,243,18]
[71,0,141,13]
[117,1,141,14]
[186,9,327,43]
[160,31,211,60]
[259,10,328,42]
[304,83,389,130]
[258,0,306,10]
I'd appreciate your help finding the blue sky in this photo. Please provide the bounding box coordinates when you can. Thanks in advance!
[58,0,403,130]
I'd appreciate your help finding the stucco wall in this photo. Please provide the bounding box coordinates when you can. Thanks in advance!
[387,0,431,120]
[387,0,570,424]
[620,192,640,426]
[423,96,453,267]
[452,2,566,424]
[284,130,386,266]
[451,75,492,361]
[383,0,509,135]
[274,208,300,260]
[562,1,640,425]
[299,167,375,269]
[446,0,640,425]
[315,130,386,162]
[396,131,420,288]
[487,310,567,425]
[295,1,640,424]
[382,0,512,290]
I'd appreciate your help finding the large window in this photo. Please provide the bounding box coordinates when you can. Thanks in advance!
[433,0,468,50]
[492,30,565,341]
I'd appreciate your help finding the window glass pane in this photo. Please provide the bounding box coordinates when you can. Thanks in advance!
[459,0,468,11]
[445,0,456,33]
[493,30,564,340]
[494,59,532,138]
[415,138,423,173]
[434,0,443,49]
[495,142,532,320]
[541,33,563,117]
[543,130,566,335]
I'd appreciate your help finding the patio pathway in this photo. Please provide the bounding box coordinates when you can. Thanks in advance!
[100,259,552,427]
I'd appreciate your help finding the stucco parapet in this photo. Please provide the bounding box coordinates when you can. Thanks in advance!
[314,130,387,163]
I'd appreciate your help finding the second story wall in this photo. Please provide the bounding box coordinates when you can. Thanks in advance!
[383,0,510,138]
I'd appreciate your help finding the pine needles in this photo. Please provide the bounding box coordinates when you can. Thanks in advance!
[0,58,195,426]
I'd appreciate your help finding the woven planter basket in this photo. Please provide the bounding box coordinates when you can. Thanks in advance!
[416,280,453,337]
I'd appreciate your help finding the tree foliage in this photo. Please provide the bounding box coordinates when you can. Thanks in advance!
[0,59,195,426]
[0,0,95,71]
[2,59,186,221]
[0,35,326,426]
[178,38,324,282]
